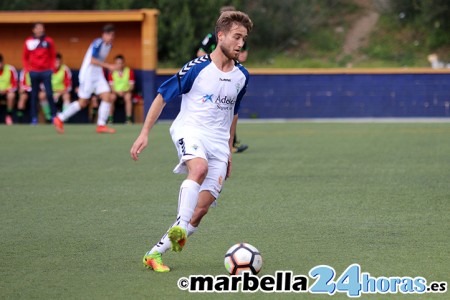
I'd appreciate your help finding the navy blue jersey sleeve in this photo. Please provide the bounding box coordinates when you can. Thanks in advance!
[91,38,103,59]
[234,65,250,115]
[158,55,210,103]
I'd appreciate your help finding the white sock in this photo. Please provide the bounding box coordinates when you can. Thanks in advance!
[58,101,81,122]
[149,217,181,254]
[97,101,111,126]
[178,179,201,230]
[187,223,198,237]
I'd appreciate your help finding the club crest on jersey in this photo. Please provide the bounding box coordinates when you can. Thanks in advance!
[201,94,214,103]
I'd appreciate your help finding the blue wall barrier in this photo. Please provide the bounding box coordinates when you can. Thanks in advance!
[154,72,450,119]
[5,70,448,123]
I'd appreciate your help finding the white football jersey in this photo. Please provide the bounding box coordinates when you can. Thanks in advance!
[158,55,249,146]
[79,38,111,81]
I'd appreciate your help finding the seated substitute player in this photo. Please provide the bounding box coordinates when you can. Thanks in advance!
[40,53,72,112]
[196,6,250,154]
[54,24,117,134]
[130,11,253,272]
[0,54,18,125]
[16,69,32,122]
[107,54,135,124]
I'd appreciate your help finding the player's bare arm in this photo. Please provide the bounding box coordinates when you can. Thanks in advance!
[91,57,116,72]
[227,114,239,178]
[130,93,166,161]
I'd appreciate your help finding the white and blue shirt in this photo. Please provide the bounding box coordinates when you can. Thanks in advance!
[79,38,112,81]
[158,55,249,145]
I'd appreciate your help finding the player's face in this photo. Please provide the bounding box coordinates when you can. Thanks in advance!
[218,23,248,60]
[115,58,124,70]
[102,31,115,44]
[33,24,45,38]
[55,58,61,69]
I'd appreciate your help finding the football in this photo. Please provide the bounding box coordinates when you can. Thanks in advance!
[224,243,263,275]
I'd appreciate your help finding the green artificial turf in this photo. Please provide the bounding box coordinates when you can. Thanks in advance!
[1,122,449,299]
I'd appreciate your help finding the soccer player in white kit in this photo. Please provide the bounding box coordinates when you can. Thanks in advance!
[54,24,117,134]
[130,11,253,272]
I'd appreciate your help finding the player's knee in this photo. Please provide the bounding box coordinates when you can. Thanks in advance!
[187,160,208,182]
[191,165,208,182]
[78,99,88,108]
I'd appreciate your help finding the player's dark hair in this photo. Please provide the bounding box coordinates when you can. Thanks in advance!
[103,23,115,33]
[114,54,125,61]
[32,22,44,29]
[216,11,253,36]
[56,53,62,60]
[0,54,3,63]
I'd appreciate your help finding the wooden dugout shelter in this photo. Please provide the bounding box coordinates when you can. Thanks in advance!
[0,10,159,121]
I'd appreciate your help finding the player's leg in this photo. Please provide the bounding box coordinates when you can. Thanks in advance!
[61,92,71,112]
[17,91,28,123]
[143,139,208,271]
[96,92,116,133]
[54,80,91,133]
[29,71,41,124]
[167,157,208,252]
[95,76,116,133]
[5,91,15,125]
[189,158,227,234]
[42,70,57,119]
[143,158,208,271]
[232,131,248,153]
[38,90,52,123]
[143,217,182,272]
[124,91,133,124]
[108,92,117,124]
[188,191,215,234]
[89,94,99,123]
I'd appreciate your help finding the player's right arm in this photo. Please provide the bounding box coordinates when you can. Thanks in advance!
[130,93,166,161]
[131,60,202,161]
[91,57,116,72]
[22,39,30,71]
[89,39,117,71]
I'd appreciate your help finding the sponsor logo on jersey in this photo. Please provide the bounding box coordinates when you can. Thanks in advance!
[201,94,214,103]
[215,95,236,111]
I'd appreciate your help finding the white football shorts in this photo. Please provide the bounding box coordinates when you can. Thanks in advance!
[78,75,110,99]
[172,135,228,200]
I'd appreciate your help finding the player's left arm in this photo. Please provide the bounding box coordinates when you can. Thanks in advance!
[48,37,57,69]
[130,93,166,161]
[227,114,239,179]
[64,66,72,92]
[9,66,18,93]
[128,69,135,92]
